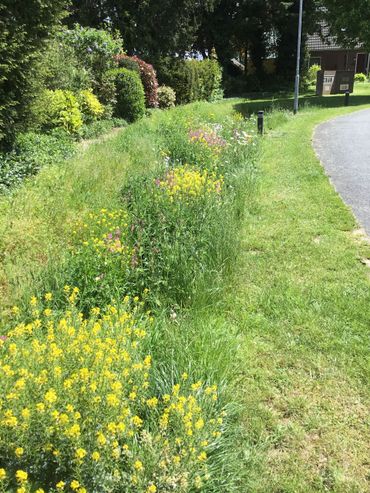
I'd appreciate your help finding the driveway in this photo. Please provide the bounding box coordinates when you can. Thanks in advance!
[313,108,370,235]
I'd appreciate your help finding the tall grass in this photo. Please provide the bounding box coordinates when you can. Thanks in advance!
[0,99,266,492]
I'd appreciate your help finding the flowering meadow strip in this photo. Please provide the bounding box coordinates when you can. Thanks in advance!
[155,166,223,201]
[0,108,259,492]
[0,298,222,493]
[188,129,227,157]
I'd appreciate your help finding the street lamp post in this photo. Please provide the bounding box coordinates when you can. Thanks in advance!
[293,0,304,114]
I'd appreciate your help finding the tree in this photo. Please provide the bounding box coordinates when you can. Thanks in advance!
[68,0,219,58]
[0,0,69,147]
[322,0,370,51]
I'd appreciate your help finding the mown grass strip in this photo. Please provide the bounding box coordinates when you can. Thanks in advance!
[225,103,370,493]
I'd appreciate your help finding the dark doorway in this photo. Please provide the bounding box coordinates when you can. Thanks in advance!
[356,53,367,73]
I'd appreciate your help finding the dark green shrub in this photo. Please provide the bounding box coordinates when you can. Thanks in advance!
[109,68,145,122]
[0,0,67,148]
[157,85,176,108]
[33,37,91,93]
[98,70,117,115]
[115,56,141,74]
[116,55,159,108]
[0,130,75,193]
[163,59,223,104]
[60,25,123,101]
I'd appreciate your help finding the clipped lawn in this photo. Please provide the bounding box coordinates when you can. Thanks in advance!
[227,100,370,492]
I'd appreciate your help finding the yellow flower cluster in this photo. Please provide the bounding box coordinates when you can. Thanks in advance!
[156,166,223,201]
[0,299,222,492]
[72,209,131,256]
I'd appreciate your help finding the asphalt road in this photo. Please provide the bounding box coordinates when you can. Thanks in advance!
[313,108,370,235]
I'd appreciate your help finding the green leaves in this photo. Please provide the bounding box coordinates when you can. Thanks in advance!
[0,0,69,148]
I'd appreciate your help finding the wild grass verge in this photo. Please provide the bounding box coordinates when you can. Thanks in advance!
[0,100,266,492]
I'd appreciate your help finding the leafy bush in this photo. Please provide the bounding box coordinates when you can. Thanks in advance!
[355,72,367,82]
[0,300,221,492]
[157,86,176,109]
[116,55,159,108]
[0,0,67,148]
[61,25,123,101]
[43,90,83,134]
[77,90,104,123]
[166,59,223,104]
[109,69,146,122]
[306,64,321,85]
[201,59,224,102]
[0,131,75,193]
[34,37,91,93]
[115,56,141,75]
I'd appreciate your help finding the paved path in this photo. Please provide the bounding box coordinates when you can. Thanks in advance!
[313,108,370,235]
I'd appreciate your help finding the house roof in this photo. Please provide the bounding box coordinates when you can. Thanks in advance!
[307,24,363,51]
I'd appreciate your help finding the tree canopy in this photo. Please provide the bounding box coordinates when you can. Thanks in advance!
[322,0,370,51]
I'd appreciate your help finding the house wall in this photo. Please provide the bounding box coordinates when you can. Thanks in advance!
[310,50,369,73]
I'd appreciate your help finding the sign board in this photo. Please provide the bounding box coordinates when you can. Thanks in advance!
[316,70,355,96]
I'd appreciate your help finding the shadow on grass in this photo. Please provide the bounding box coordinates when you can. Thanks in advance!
[234,91,370,117]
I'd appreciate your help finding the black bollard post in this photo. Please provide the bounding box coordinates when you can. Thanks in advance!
[344,90,350,106]
[257,110,264,135]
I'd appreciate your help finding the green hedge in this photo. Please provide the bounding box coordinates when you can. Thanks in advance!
[109,68,145,122]
[170,59,223,104]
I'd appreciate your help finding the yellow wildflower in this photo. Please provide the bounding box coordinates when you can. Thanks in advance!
[197,451,207,462]
[15,470,28,482]
[91,451,100,461]
[45,388,57,404]
[15,447,24,457]
[146,397,158,408]
[134,460,143,471]
[75,448,87,460]
[132,415,143,427]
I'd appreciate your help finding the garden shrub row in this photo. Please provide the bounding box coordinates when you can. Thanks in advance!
[0,105,259,491]
[1,18,226,194]
[159,59,223,105]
